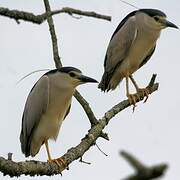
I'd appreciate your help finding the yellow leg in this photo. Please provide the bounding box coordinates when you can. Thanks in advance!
[129,75,139,91]
[125,76,136,107]
[129,75,149,102]
[45,140,52,161]
[45,140,66,169]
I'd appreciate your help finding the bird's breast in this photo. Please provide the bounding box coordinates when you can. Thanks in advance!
[32,84,74,143]
[120,30,160,75]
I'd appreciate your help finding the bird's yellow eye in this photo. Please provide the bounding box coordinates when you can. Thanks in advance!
[69,72,76,77]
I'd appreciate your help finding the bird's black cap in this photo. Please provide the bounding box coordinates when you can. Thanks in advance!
[139,9,166,18]
[58,66,82,73]
[46,66,82,75]
[110,9,167,40]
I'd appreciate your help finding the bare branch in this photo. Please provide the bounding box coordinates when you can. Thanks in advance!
[43,0,109,141]
[0,1,162,178]
[50,7,111,21]
[121,151,168,180]
[43,0,62,68]
[0,7,111,24]
[0,75,159,177]
[0,7,43,24]
[74,90,98,126]
[74,91,109,140]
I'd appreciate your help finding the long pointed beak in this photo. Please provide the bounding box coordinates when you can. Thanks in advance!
[78,75,98,83]
[165,19,178,29]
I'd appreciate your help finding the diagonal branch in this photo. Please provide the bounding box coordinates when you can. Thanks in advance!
[74,90,97,126]
[0,76,159,177]
[0,7,111,24]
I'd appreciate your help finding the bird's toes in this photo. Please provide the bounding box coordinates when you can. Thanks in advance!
[56,157,67,168]
[137,88,150,103]
[127,94,137,107]
[48,157,67,171]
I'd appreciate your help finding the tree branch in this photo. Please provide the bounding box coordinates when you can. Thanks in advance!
[0,76,159,177]
[74,90,98,126]
[0,1,162,178]
[0,7,111,24]
[43,0,109,140]
[43,0,62,69]
[121,151,168,180]
[49,7,111,21]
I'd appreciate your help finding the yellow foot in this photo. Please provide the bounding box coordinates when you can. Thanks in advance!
[48,157,67,170]
[127,94,138,111]
[137,88,150,103]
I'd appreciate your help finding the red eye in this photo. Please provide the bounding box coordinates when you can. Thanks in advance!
[69,72,76,77]
[154,17,159,21]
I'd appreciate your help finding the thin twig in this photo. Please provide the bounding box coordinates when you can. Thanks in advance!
[7,153,13,161]
[79,157,91,165]
[95,143,108,156]
[0,6,111,24]
[50,7,111,21]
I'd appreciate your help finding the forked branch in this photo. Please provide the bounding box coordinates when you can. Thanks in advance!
[0,6,111,24]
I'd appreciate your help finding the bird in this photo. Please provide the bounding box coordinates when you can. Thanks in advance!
[20,66,98,167]
[98,9,178,105]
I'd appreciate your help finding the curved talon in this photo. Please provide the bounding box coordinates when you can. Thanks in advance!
[137,88,150,103]
[48,157,66,169]
[136,94,141,101]
[56,157,67,168]
[127,94,137,106]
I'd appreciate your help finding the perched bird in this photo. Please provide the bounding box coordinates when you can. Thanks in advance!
[99,9,178,104]
[20,67,98,166]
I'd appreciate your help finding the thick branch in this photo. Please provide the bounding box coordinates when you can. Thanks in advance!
[121,151,168,180]
[0,7,111,24]
[0,76,159,177]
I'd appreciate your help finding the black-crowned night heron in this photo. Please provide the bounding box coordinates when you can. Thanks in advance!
[20,67,98,166]
[98,9,178,105]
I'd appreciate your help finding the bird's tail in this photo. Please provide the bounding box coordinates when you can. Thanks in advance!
[99,71,123,92]
[98,72,110,92]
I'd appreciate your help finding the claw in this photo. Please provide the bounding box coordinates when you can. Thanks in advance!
[137,88,150,103]
[127,94,136,105]
[48,157,67,172]
[127,94,137,111]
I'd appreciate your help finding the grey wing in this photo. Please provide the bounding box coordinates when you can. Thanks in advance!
[99,17,137,91]
[105,16,137,72]
[20,75,49,157]
[139,45,156,68]
[63,104,71,120]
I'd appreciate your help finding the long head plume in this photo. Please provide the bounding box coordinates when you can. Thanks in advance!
[119,0,139,9]
[16,69,50,84]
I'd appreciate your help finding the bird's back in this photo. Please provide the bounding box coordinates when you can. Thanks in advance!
[99,12,160,91]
